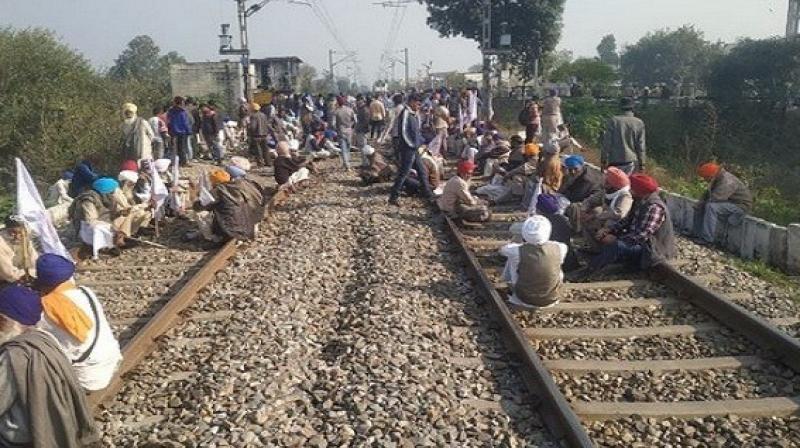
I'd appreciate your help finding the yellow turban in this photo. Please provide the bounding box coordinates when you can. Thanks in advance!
[210,170,231,187]
[250,102,261,111]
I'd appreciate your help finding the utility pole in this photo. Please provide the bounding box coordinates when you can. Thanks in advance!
[329,49,335,92]
[403,48,410,90]
[219,0,276,102]
[328,50,358,93]
[480,0,493,120]
[788,0,800,38]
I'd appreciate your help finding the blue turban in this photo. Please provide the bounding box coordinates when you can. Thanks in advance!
[226,165,246,179]
[536,194,560,215]
[92,178,119,195]
[62,170,74,181]
[564,155,585,169]
[0,285,42,326]
[35,254,75,287]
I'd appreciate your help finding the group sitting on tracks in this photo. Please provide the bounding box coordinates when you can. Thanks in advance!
[0,88,759,446]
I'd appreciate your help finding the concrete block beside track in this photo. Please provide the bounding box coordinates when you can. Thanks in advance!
[787,224,800,274]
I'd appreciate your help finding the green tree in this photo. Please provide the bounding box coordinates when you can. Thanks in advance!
[420,0,566,79]
[551,57,617,87]
[620,25,723,87]
[297,64,317,93]
[707,37,800,104]
[108,35,185,100]
[597,34,619,67]
[445,71,467,88]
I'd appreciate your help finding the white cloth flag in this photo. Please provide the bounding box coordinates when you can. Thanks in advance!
[150,161,169,219]
[526,178,544,216]
[14,158,72,260]
[170,155,183,214]
[468,91,478,123]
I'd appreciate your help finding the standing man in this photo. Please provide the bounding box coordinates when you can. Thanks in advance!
[433,102,450,157]
[693,162,753,244]
[149,107,167,160]
[247,103,272,167]
[120,103,154,162]
[601,97,646,174]
[200,105,225,164]
[541,88,563,140]
[333,96,356,170]
[167,96,193,167]
[369,95,386,139]
[185,97,202,162]
[389,94,433,206]
[523,99,541,144]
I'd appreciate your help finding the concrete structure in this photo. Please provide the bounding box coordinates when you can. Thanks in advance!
[170,61,252,113]
[251,57,303,93]
[789,0,800,38]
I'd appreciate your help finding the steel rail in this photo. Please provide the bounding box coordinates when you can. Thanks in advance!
[442,215,594,448]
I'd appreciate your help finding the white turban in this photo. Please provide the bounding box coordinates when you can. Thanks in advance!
[288,139,300,151]
[122,103,138,115]
[362,145,375,157]
[154,159,172,173]
[521,216,552,245]
[230,156,252,172]
[118,170,139,184]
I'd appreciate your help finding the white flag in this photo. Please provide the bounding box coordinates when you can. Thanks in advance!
[198,172,215,207]
[150,160,169,219]
[526,178,543,216]
[14,158,72,260]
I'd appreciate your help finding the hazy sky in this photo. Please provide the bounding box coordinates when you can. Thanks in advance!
[1,0,789,84]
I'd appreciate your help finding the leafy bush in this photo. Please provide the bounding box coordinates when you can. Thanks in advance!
[561,97,615,145]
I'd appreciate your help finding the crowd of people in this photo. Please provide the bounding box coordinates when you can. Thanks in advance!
[0,83,759,445]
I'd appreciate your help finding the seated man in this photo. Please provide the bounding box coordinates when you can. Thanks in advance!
[536,194,579,271]
[419,146,443,192]
[582,174,676,275]
[559,155,603,205]
[359,145,396,185]
[0,218,38,284]
[192,170,265,242]
[34,254,122,391]
[437,161,491,222]
[499,216,567,309]
[274,141,312,189]
[693,162,753,244]
[0,284,100,446]
[46,170,74,207]
[580,167,633,248]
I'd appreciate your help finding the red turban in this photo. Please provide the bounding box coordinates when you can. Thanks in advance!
[605,167,630,189]
[698,162,721,180]
[630,174,659,197]
[120,160,138,172]
[457,160,476,176]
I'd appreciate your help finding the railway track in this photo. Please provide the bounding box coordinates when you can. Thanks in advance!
[444,184,800,446]
[78,164,289,413]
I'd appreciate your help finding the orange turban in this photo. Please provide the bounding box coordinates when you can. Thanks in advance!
[605,167,630,190]
[698,162,721,180]
[210,170,231,187]
[457,160,476,176]
[524,143,540,157]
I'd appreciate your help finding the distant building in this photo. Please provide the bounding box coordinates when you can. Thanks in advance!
[170,61,253,113]
[251,57,303,93]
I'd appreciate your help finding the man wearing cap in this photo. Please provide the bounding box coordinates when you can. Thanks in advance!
[580,167,634,248]
[248,103,272,167]
[499,215,568,308]
[582,173,675,275]
[359,145,395,186]
[0,284,100,447]
[34,254,122,391]
[693,162,753,244]
[389,94,434,206]
[559,155,603,204]
[536,194,580,271]
[437,161,490,222]
[601,97,646,174]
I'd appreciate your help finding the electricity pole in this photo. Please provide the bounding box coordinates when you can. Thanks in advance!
[788,0,800,38]
[403,48,410,90]
[480,0,494,120]
[219,0,276,101]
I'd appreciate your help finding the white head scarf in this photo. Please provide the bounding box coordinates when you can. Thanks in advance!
[362,145,375,157]
[154,159,172,173]
[521,216,552,245]
[230,156,252,172]
[118,170,139,184]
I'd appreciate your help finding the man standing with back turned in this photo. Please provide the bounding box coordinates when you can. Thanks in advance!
[389,94,432,206]
[602,97,646,175]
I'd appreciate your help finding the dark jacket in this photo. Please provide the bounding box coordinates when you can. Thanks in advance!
[167,106,193,136]
[543,212,580,271]
[559,167,603,204]
[274,156,301,186]
[211,180,265,240]
[636,193,676,268]
[398,107,422,150]
[602,111,646,166]
[248,111,270,138]
[200,113,223,136]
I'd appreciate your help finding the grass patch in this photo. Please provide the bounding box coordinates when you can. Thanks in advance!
[730,258,800,302]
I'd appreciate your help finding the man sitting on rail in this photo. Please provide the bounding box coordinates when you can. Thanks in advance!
[34,254,122,391]
[536,194,580,272]
[437,160,491,223]
[190,169,265,242]
[500,215,568,309]
[559,155,603,205]
[579,167,633,250]
[578,174,676,277]
[274,141,312,190]
[693,162,753,245]
[0,284,100,447]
